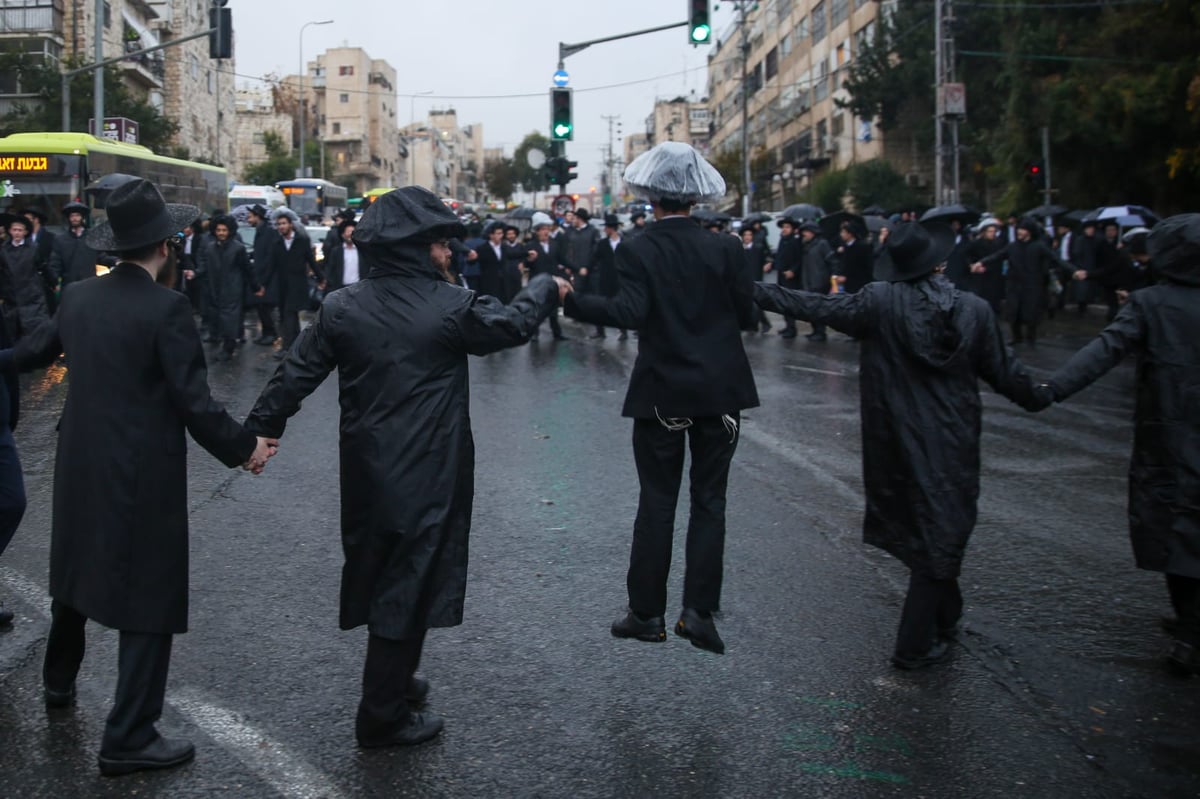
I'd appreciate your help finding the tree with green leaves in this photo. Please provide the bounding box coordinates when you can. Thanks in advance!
[0,54,179,154]
[512,132,552,193]
[484,157,516,203]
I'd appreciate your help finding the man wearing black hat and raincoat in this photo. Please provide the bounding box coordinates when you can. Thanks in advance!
[244,186,560,749]
[561,142,759,655]
[4,179,277,776]
[199,214,258,360]
[48,202,99,289]
[1041,214,1200,678]
[970,217,1072,345]
[755,222,1046,669]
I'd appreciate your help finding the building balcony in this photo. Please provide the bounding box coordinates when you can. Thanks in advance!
[121,50,165,89]
[0,0,63,35]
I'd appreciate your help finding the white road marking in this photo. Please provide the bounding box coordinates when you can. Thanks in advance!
[171,690,349,799]
[739,423,865,506]
[783,364,857,378]
[0,565,50,617]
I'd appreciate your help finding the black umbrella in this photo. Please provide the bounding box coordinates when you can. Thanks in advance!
[781,203,825,221]
[503,207,540,220]
[1024,204,1068,219]
[863,215,889,234]
[1083,205,1162,227]
[919,204,981,226]
[692,208,731,224]
[742,211,772,225]
[861,205,888,216]
[819,211,867,245]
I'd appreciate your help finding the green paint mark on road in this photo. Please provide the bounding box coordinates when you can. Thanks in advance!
[854,733,914,757]
[799,697,863,711]
[782,724,837,753]
[796,762,910,784]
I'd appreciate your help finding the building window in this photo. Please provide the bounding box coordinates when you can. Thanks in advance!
[189,54,198,79]
[332,122,341,134]
[795,16,809,41]
[777,0,794,20]
[811,2,826,43]
[780,32,793,57]
[836,41,849,68]
[814,60,830,101]
[339,93,349,103]
[206,70,213,94]
[765,47,778,81]
[338,65,354,76]
[856,21,876,50]
[832,113,845,137]
[103,1,111,28]
[831,0,849,27]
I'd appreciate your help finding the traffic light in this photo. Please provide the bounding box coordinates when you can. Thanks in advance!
[562,159,578,185]
[689,0,712,44]
[209,0,232,59]
[550,87,573,141]
[1024,160,1045,189]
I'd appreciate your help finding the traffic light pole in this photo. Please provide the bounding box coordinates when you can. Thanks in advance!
[557,21,688,67]
[61,27,217,133]
[1041,126,1053,207]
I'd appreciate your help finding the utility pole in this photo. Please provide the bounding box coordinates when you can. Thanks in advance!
[933,0,961,205]
[1041,125,1053,208]
[601,113,620,208]
[93,0,104,132]
[736,1,752,216]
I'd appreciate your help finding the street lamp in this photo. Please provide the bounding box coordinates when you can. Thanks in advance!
[298,19,333,178]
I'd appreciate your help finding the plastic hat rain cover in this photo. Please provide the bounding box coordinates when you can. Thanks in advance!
[623,142,726,204]
[530,212,554,228]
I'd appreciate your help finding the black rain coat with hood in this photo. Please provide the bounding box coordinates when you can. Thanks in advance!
[245,188,559,639]
[755,275,1041,578]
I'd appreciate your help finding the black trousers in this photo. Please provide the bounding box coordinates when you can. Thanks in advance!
[1167,573,1200,647]
[356,630,427,743]
[895,571,963,659]
[280,308,301,349]
[256,305,277,338]
[43,600,173,754]
[534,311,562,338]
[627,415,739,617]
[1010,321,1038,344]
[0,427,26,558]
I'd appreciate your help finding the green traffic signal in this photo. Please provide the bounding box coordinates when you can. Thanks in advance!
[554,123,572,139]
[689,0,711,45]
[691,24,711,43]
[550,87,573,142]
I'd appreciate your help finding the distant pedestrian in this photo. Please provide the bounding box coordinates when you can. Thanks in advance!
[270,208,323,358]
[1041,214,1200,678]
[200,214,258,361]
[755,222,1047,669]
[740,227,772,334]
[48,201,98,289]
[0,214,51,339]
[246,204,281,345]
[0,304,25,630]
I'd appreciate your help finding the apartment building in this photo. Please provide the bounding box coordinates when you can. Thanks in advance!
[645,96,711,153]
[234,85,293,177]
[706,0,916,209]
[305,46,401,194]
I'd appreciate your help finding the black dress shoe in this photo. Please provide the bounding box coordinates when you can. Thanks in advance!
[779,330,797,339]
[357,711,444,749]
[892,640,951,670]
[98,736,195,777]
[808,334,827,342]
[44,683,76,709]
[272,349,287,360]
[0,603,12,627]
[255,334,277,346]
[674,608,724,654]
[611,611,666,642]
[553,334,570,341]
[407,675,430,705]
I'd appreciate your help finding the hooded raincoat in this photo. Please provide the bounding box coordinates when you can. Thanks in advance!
[1048,215,1200,578]
[755,275,1041,577]
[245,241,558,639]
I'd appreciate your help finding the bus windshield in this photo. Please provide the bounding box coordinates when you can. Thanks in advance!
[281,186,320,218]
[0,153,85,232]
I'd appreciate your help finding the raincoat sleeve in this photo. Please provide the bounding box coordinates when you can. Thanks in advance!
[564,242,651,329]
[1047,297,1144,402]
[11,312,62,370]
[978,242,1009,268]
[727,236,757,330]
[973,307,1047,410]
[245,300,340,438]
[753,281,875,339]
[158,292,257,467]
[446,273,559,356]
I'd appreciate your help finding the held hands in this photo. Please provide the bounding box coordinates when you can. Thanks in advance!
[969,262,986,274]
[184,269,196,281]
[254,287,266,297]
[783,270,795,280]
[1072,270,1088,281]
[244,436,279,475]
[553,276,574,304]
[1025,383,1056,412]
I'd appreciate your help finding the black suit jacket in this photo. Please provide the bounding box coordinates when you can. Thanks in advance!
[7,264,255,633]
[564,216,759,418]
[473,242,506,297]
[526,237,571,278]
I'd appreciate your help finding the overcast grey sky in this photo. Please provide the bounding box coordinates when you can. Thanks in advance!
[231,0,735,193]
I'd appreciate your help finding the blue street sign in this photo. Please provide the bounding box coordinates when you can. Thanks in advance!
[553,70,570,87]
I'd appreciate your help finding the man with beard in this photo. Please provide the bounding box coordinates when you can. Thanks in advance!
[754,222,1046,669]
[971,217,1072,345]
[5,179,276,775]
[324,219,362,292]
[244,186,559,748]
[625,209,649,241]
[200,215,258,361]
[561,142,758,655]
[523,212,570,340]
[48,202,98,289]
[0,215,51,339]
[500,224,526,302]
[246,205,281,345]
[270,209,323,358]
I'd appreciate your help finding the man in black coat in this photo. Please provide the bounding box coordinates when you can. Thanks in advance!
[246,205,281,345]
[0,215,51,340]
[5,179,276,776]
[1041,214,1200,677]
[964,218,1006,314]
[832,220,873,294]
[562,142,759,655]
[245,186,559,749]
[740,227,772,334]
[271,209,323,358]
[799,223,835,341]
[624,210,648,241]
[471,220,508,298]
[0,304,25,629]
[524,213,570,340]
[755,222,1046,669]
[201,215,259,361]
[972,217,1072,345]
[324,219,363,291]
[562,208,599,290]
[21,207,57,313]
[584,214,628,339]
[48,202,98,289]
[774,217,803,338]
[500,224,526,302]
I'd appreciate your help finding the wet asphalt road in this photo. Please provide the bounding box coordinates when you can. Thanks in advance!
[0,301,1198,798]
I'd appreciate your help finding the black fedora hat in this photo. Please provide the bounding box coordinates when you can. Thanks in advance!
[247,203,270,220]
[873,221,956,282]
[61,201,90,217]
[85,179,199,252]
[603,213,620,228]
[0,212,28,231]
